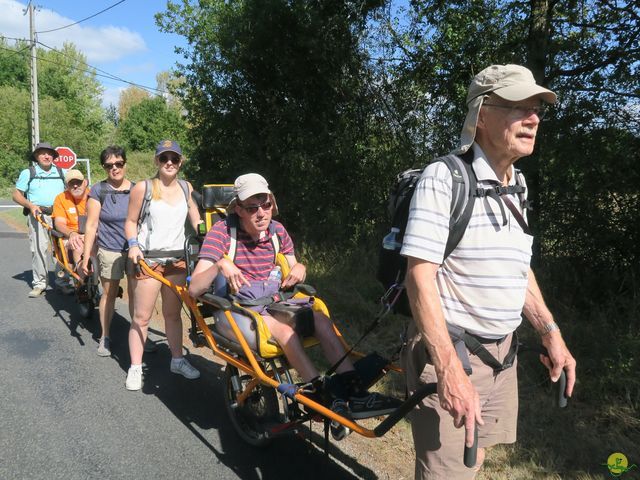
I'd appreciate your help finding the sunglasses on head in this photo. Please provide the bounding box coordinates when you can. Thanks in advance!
[68,180,84,188]
[103,161,125,170]
[158,154,181,164]
[239,200,273,214]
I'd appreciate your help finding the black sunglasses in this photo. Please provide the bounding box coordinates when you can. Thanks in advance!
[239,201,273,214]
[103,161,125,170]
[158,154,181,164]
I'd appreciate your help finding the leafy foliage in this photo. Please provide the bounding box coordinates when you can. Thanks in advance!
[115,96,187,152]
[0,41,109,190]
[157,0,401,245]
[117,86,150,122]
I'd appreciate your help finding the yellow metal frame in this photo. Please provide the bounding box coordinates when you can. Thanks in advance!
[36,213,82,283]
[137,258,402,438]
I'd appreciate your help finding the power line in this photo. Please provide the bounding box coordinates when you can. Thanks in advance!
[36,40,164,95]
[0,44,31,57]
[0,35,30,43]
[36,0,127,34]
[2,42,164,97]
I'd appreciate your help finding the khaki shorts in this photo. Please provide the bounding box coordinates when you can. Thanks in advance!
[97,248,128,280]
[401,322,518,480]
[135,259,186,281]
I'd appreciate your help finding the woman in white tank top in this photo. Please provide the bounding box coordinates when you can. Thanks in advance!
[123,140,203,391]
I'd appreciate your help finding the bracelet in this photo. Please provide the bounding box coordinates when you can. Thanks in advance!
[540,322,560,336]
[127,237,139,248]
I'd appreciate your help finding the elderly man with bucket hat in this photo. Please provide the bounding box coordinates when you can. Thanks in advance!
[399,65,577,478]
[13,142,68,297]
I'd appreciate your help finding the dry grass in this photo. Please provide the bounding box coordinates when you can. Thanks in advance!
[301,245,639,480]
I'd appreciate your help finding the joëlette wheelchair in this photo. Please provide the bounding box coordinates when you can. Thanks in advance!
[135,184,483,463]
[35,212,100,318]
[138,184,568,466]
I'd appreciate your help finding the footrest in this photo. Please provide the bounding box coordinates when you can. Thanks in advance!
[354,352,390,390]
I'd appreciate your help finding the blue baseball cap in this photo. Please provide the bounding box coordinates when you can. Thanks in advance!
[155,140,182,157]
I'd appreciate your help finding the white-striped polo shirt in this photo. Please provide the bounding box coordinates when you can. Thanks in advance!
[401,143,532,338]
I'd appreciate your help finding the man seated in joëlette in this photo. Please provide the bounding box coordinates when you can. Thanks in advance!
[52,169,92,270]
[188,173,401,434]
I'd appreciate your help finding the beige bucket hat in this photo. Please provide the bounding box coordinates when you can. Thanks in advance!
[456,64,557,153]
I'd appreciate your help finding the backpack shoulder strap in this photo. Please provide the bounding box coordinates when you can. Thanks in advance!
[440,150,477,259]
[55,166,65,187]
[137,179,153,228]
[24,165,37,196]
[178,179,190,204]
[226,214,239,262]
[268,222,280,260]
[513,168,531,210]
[98,180,108,205]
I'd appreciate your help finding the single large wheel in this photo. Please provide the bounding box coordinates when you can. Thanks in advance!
[224,365,279,447]
[88,256,101,304]
[78,300,94,319]
[78,257,100,319]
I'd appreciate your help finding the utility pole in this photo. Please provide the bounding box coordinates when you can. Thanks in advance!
[27,1,40,147]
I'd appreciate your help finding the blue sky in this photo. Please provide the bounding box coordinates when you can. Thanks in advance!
[0,0,187,107]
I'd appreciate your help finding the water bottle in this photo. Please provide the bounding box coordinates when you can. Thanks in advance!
[268,266,282,283]
[382,227,402,251]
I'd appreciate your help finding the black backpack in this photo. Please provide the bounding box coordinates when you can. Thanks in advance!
[377,150,531,316]
[96,180,135,205]
[377,151,478,316]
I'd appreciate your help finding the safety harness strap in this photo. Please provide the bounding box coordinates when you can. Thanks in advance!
[447,323,519,375]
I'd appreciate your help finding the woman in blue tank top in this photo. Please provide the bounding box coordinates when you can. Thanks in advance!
[81,146,134,357]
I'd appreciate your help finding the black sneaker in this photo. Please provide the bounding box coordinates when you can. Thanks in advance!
[329,398,351,441]
[349,392,402,419]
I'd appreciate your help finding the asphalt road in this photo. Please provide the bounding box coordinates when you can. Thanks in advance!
[0,216,379,480]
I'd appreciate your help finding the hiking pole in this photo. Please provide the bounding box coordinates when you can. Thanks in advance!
[519,343,568,408]
[371,381,479,468]
[464,426,478,468]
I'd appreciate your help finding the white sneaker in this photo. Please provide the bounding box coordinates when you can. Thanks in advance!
[97,337,111,357]
[170,357,200,380]
[28,287,46,298]
[125,365,143,391]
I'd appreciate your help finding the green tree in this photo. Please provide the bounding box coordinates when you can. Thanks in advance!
[37,42,105,144]
[376,0,639,268]
[157,0,391,244]
[0,42,110,190]
[118,86,150,122]
[116,96,187,151]
[0,38,30,88]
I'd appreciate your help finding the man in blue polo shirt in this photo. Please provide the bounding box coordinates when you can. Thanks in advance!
[13,142,67,297]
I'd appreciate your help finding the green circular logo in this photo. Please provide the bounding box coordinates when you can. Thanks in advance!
[607,453,629,476]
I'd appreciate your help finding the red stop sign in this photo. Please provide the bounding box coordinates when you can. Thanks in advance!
[54,146,77,169]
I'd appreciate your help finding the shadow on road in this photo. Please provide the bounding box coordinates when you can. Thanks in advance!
[22,276,377,479]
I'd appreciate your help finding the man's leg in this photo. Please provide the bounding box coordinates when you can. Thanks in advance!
[312,312,354,374]
[27,214,50,291]
[262,315,319,382]
[401,328,518,480]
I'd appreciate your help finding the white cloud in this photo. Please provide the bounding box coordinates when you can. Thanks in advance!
[101,85,126,108]
[0,0,146,62]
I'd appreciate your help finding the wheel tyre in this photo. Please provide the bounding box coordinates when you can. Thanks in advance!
[78,300,94,319]
[89,256,100,286]
[223,365,279,447]
[89,257,102,303]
